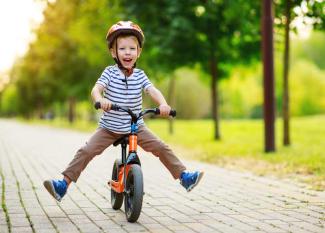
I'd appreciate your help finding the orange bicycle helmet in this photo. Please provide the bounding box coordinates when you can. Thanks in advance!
[106,21,145,48]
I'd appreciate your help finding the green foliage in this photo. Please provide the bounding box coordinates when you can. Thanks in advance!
[305,0,325,30]
[121,0,261,77]
[0,84,19,115]
[75,100,96,121]
[289,60,325,115]
[120,0,262,139]
[10,0,88,116]
[69,0,122,69]
[220,64,263,118]
[274,0,325,31]
[219,49,325,118]
[5,0,122,117]
[1,0,324,120]
[292,31,325,70]
[153,68,211,119]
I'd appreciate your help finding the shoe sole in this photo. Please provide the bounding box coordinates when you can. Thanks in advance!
[187,171,204,192]
[43,180,62,202]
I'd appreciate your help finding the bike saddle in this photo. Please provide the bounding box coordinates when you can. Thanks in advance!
[113,136,129,147]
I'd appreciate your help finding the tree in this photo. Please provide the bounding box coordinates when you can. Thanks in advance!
[282,0,292,146]
[122,0,261,140]
[262,0,276,152]
[275,0,325,146]
[11,0,94,119]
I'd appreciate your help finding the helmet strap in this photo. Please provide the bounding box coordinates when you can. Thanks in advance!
[114,42,136,77]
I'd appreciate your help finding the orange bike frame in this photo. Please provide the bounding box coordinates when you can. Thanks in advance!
[129,134,137,152]
[109,133,138,193]
[109,164,131,193]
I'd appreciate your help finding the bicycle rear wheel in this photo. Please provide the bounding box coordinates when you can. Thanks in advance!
[124,164,143,222]
[111,159,123,210]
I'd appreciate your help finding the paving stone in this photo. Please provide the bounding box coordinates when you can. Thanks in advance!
[0,225,10,233]
[10,227,34,233]
[33,229,57,233]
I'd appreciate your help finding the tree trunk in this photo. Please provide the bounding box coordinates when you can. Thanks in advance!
[68,97,75,123]
[210,54,220,140]
[283,0,291,146]
[167,73,176,134]
[262,0,276,152]
[37,101,44,119]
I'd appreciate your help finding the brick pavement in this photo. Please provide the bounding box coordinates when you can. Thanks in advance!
[0,119,324,233]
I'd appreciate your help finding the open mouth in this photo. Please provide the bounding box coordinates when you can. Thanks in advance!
[123,58,132,63]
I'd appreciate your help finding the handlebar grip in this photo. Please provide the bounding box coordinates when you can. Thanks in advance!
[110,104,119,111]
[94,102,119,111]
[94,102,101,110]
[170,110,177,117]
[155,108,177,117]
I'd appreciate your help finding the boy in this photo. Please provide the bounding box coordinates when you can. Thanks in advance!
[43,21,204,202]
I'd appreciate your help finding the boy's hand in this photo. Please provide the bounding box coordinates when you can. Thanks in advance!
[159,104,171,117]
[99,98,111,112]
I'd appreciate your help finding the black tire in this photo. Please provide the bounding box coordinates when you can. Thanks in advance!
[124,164,143,222]
[111,159,123,210]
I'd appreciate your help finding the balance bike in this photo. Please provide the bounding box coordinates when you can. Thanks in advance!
[95,102,176,222]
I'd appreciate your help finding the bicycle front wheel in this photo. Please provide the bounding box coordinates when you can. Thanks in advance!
[124,164,143,222]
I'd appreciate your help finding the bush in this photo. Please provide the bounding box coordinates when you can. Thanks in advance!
[220,64,263,118]
[153,67,211,119]
[290,60,325,115]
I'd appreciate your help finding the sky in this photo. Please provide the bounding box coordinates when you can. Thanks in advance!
[0,0,45,73]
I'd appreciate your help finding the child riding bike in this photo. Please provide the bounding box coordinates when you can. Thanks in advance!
[43,20,204,202]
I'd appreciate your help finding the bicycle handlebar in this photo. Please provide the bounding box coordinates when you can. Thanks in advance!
[94,102,176,118]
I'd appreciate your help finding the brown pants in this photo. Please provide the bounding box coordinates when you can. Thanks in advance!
[62,126,186,182]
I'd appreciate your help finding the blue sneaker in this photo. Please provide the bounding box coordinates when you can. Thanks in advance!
[180,171,204,192]
[43,179,67,202]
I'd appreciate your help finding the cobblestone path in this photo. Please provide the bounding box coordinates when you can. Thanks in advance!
[0,119,324,233]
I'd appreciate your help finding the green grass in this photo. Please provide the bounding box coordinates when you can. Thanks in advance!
[22,115,325,190]
[18,117,97,132]
[146,115,325,190]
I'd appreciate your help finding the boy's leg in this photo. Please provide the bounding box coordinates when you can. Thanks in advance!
[44,128,122,201]
[137,125,186,179]
[62,128,121,182]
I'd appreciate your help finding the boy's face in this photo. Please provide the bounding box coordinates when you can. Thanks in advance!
[110,36,142,70]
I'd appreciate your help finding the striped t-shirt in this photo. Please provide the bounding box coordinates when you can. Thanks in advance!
[96,65,152,134]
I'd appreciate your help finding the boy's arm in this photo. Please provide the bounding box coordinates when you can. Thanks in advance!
[146,86,171,116]
[91,84,111,111]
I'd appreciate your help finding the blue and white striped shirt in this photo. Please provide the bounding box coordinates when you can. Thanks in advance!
[96,65,152,133]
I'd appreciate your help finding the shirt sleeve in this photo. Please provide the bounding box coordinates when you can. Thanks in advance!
[141,71,153,91]
[96,67,111,88]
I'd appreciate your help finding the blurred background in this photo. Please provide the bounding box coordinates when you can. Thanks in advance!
[0,0,324,189]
